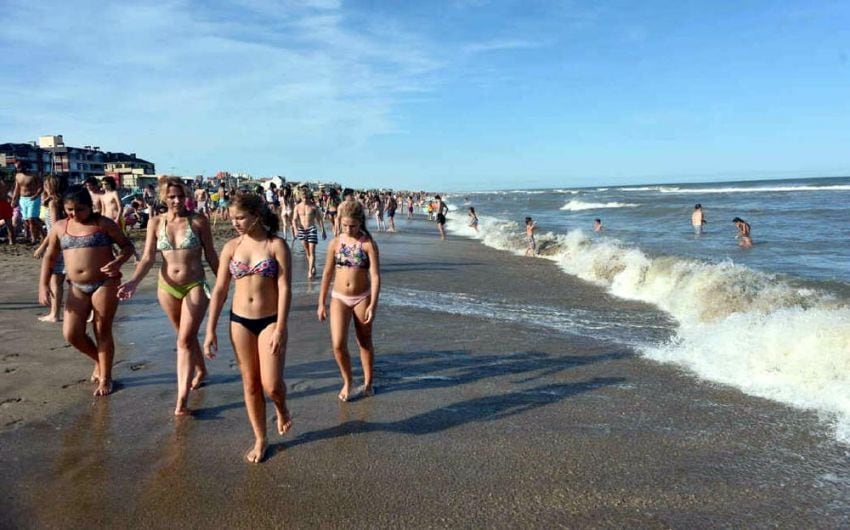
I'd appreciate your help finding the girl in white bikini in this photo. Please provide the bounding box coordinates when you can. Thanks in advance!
[317,200,381,402]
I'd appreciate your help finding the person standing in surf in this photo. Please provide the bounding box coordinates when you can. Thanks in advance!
[733,217,753,248]
[692,204,706,235]
[435,194,449,239]
[525,216,537,256]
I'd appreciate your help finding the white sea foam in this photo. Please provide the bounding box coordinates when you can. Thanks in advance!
[444,209,850,443]
[561,200,639,211]
[619,184,850,194]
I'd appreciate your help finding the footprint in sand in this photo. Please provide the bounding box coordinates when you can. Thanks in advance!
[129,362,147,371]
[1,397,23,406]
[61,379,87,389]
[2,353,20,361]
[5,367,17,374]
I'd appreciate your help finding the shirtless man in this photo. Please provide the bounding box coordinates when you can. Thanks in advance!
[194,186,210,216]
[101,176,123,226]
[733,217,753,248]
[294,186,326,278]
[691,203,706,235]
[83,177,105,214]
[11,161,43,243]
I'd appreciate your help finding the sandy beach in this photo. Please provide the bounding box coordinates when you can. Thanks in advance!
[1,217,848,528]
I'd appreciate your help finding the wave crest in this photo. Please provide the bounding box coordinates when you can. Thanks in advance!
[560,200,639,211]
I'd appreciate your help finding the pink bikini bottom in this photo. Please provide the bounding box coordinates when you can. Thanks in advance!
[332,289,370,308]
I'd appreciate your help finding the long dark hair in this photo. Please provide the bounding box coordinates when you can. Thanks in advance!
[231,192,279,235]
[338,199,372,240]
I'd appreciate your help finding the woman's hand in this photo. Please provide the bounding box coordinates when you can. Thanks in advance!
[269,326,287,356]
[38,284,51,306]
[33,247,45,259]
[203,331,218,359]
[317,304,327,322]
[116,280,137,301]
[100,259,122,277]
[363,305,375,324]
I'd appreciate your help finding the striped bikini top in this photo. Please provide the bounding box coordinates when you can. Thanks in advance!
[60,220,113,250]
[157,215,201,251]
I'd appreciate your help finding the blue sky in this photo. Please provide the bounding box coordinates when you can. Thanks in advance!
[2,0,848,190]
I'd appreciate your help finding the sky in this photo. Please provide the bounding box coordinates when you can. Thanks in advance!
[1,0,849,191]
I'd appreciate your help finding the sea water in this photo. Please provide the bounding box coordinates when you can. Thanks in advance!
[444,176,850,443]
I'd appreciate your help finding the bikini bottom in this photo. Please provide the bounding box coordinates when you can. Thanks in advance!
[331,289,370,308]
[159,276,210,300]
[69,276,117,295]
[230,311,277,336]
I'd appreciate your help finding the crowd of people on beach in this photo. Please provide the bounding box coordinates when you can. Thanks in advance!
[1,163,452,463]
[2,159,760,462]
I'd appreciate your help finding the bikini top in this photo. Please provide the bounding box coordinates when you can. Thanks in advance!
[157,215,201,251]
[335,237,370,269]
[229,258,278,279]
[60,220,113,250]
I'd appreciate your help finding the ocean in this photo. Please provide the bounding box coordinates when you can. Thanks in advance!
[443,176,850,444]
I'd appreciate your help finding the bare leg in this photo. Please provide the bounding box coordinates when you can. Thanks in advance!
[352,298,375,395]
[306,242,316,278]
[329,298,354,401]
[230,322,267,463]
[63,288,100,381]
[39,273,65,322]
[91,282,120,396]
[258,324,291,435]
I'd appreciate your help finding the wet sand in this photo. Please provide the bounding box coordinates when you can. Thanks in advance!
[1,218,849,528]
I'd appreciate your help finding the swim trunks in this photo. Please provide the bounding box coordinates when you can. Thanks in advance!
[19,195,42,220]
[297,225,318,244]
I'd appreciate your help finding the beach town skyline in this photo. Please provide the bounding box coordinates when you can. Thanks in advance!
[3,1,849,190]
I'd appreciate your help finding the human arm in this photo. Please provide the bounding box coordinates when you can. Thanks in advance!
[117,217,159,299]
[11,178,20,206]
[204,241,235,358]
[196,215,220,276]
[269,238,292,355]
[363,239,381,324]
[100,217,135,277]
[38,226,61,306]
[316,239,337,321]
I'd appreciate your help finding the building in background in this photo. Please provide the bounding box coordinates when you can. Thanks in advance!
[0,135,155,188]
[104,152,157,190]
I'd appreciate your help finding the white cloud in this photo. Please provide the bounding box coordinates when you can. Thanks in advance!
[462,38,545,55]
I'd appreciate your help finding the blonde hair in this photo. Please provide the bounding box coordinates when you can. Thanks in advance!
[159,177,191,203]
[338,200,371,239]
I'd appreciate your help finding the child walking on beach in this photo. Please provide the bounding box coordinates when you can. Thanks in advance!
[317,200,381,401]
[204,193,292,463]
[33,175,66,322]
[38,186,135,396]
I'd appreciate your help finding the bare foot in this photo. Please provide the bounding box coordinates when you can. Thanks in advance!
[93,379,113,396]
[277,408,292,435]
[38,314,60,322]
[359,384,374,398]
[90,366,100,384]
[190,369,207,390]
[174,397,190,416]
[245,440,267,464]
[338,384,351,402]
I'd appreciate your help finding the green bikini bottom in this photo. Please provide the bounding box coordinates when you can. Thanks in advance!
[158,277,210,300]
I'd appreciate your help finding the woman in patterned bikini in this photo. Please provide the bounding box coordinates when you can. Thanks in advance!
[38,186,135,396]
[204,192,292,464]
[118,177,219,416]
[317,199,381,402]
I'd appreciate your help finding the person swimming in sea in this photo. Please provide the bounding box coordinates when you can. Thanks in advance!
[593,218,603,233]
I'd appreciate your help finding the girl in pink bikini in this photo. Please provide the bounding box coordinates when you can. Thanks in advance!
[204,192,292,464]
[317,200,381,402]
